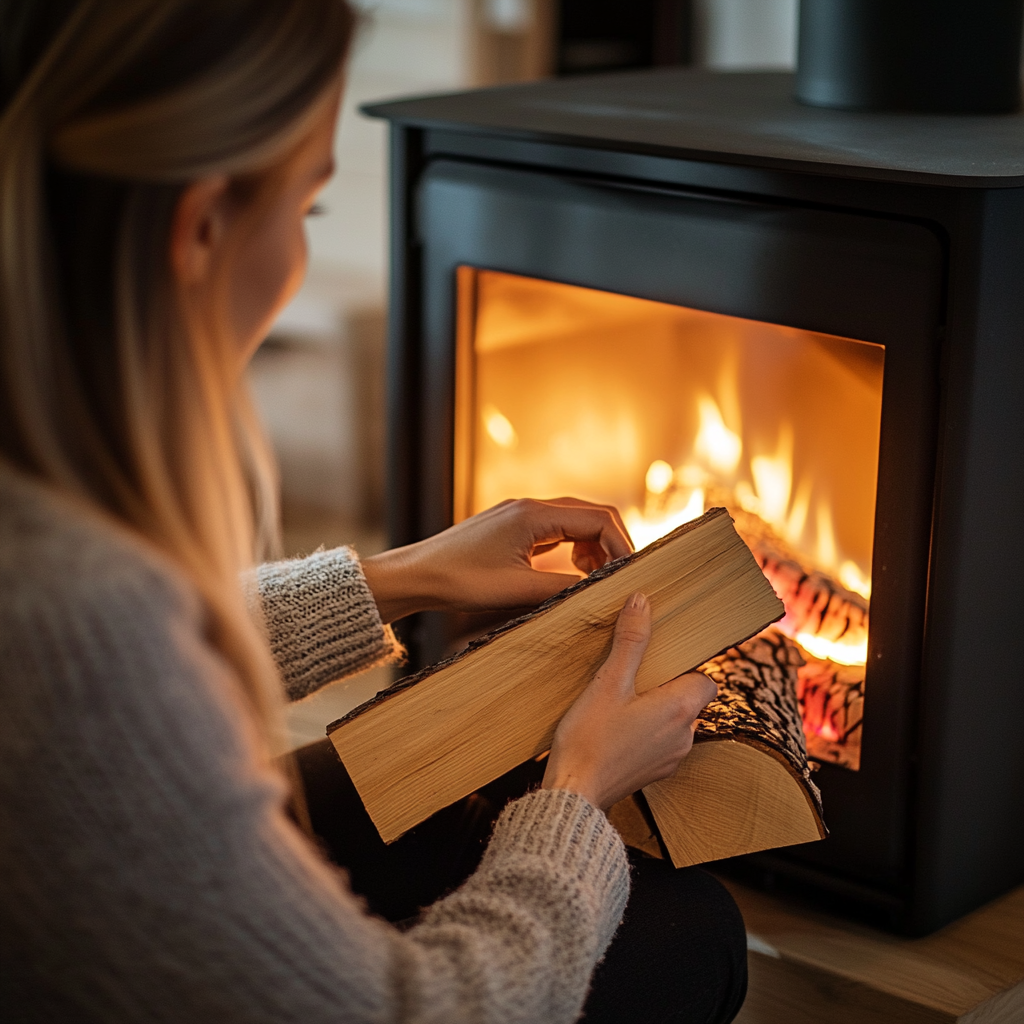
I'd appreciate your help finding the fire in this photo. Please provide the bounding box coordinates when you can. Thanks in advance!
[623,394,743,548]
[816,499,838,568]
[483,404,517,449]
[839,560,871,599]
[749,430,792,527]
[459,268,884,759]
[795,631,868,667]
[624,488,704,550]
[645,459,674,495]
[810,717,840,743]
[621,393,872,670]
[693,395,742,474]
[624,395,871,611]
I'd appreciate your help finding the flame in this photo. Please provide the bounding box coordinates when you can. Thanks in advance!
[784,478,811,548]
[816,499,837,569]
[839,560,871,599]
[645,459,674,495]
[795,631,868,667]
[811,718,840,742]
[463,269,883,764]
[483,404,517,448]
[749,426,793,529]
[693,395,742,475]
[625,486,704,550]
[623,398,873,670]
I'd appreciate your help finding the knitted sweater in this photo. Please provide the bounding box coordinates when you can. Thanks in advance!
[0,469,630,1024]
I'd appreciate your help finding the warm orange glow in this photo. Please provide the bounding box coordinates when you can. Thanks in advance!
[812,718,840,743]
[750,429,793,528]
[624,486,704,550]
[815,499,838,570]
[455,268,883,768]
[795,631,868,667]
[645,459,674,495]
[483,404,518,449]
[694,395,742,475]
[616,395,872,618]
[839,560,872,599]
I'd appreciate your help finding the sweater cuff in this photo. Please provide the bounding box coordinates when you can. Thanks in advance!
[255,547,405,700]
[483,788,630,947]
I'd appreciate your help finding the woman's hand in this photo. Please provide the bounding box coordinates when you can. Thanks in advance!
[361,497,633,624]
[542,592,717,811]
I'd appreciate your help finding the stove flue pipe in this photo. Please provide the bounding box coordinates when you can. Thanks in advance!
[796,0,1024,112]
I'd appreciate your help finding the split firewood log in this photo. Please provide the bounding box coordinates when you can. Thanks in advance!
[695,628,821,802]
[621,628,826,866]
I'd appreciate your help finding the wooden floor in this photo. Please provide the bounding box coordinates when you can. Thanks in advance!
[721,879,1024,1024]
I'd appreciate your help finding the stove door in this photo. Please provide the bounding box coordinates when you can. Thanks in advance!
[410,158,943,905]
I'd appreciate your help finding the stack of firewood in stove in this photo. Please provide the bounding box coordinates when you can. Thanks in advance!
[715,502,867,771]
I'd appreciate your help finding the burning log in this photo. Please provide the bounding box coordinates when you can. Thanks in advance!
[711,505,866,769]
[725,506,869,660]
[797,656,864,771]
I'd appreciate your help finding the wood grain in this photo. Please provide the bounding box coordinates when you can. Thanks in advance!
[644,739,825,867]
[606,795,663,859]
[329,509,784,842]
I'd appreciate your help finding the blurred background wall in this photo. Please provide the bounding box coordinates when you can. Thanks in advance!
[248,0,801,743]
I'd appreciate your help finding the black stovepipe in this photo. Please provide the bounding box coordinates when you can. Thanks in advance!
[796,0,1024,112]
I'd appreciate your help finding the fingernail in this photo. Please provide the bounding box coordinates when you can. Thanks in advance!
[629,591,648,611]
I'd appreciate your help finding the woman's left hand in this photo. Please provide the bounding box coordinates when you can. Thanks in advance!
[361,498,633,623]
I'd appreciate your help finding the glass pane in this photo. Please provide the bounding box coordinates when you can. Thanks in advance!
[455,267,885,771]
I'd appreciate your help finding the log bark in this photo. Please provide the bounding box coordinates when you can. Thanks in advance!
[623,629,827,867]
[728,507,869,649]
[696,629,821,812]
[797,656,865,771]
[328,508,784,844]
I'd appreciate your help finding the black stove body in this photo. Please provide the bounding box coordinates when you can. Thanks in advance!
[367,69,1024,934]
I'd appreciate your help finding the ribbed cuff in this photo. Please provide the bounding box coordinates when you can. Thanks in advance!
[484,788,630,945]
[255,547,405,700]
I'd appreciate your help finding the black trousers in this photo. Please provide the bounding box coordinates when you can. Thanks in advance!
[295,739,748,1024]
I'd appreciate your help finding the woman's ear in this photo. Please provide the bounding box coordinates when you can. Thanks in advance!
[169,175,233,287]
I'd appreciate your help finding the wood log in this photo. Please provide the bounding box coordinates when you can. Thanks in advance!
[641,628,826,867]
[796,656,864,771]
[717,504,867,772]
[725,506,869,650]
[328,508,785,844]
[606,794,663,859]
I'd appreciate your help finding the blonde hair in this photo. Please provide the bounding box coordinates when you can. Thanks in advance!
[0,0,354,749]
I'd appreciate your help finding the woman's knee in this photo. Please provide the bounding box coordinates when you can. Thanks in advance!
[583,856,748,1024]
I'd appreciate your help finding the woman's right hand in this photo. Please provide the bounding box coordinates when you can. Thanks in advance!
[541,592,717,811]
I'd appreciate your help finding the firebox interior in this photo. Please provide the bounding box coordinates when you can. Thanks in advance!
[455,267,884,770]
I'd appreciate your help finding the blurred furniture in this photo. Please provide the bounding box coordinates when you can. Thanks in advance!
[471,0,692,85]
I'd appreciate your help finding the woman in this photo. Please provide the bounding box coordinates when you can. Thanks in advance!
[0,2,748,1021]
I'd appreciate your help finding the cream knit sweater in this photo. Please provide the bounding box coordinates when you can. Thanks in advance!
[0,469,629,1023]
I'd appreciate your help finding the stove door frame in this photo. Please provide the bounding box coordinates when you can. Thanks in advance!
[405,156,945,918]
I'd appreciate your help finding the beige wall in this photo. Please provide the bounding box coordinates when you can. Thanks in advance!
[303,0,475,290]
[252,1,476,530]
[262,0,802,745]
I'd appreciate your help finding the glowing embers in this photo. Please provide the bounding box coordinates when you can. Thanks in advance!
[455,267,884,772]
[734,509,867,769]
[797,656,865,769]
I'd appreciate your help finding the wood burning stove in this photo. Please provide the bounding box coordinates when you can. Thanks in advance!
[366,69,1024,934]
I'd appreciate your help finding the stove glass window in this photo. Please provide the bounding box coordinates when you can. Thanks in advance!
[454,268,884,771]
